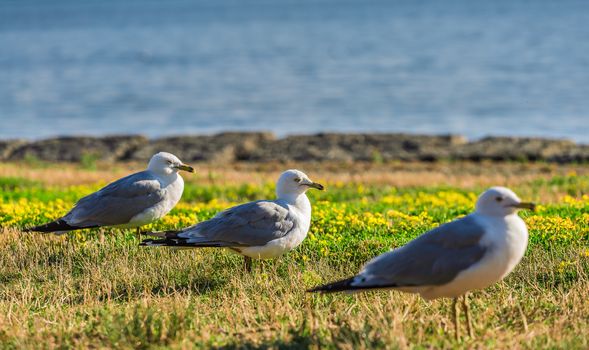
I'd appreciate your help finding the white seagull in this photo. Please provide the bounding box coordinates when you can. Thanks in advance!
[308,186,535,339]
[26,152,194,234]
[140,169,324,271]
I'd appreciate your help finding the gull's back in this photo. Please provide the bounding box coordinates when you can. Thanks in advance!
[358,215,488,291]
[64,170,167,227]
[176,200,297,247]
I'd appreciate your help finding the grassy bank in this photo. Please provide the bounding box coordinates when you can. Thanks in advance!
[0,162,588,348]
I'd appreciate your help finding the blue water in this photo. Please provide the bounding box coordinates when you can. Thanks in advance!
[1,0,588,142]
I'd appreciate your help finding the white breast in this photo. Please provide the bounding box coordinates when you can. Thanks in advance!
[236,196,312,259]
[420,214,529,300]
[237,226,308,259]
[127,174,185,227]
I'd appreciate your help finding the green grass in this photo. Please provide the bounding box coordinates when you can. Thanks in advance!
[0,164,588,349]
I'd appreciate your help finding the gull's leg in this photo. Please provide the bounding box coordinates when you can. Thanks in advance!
[462,294,474,338]
[453,297,460,341]
[244,256,253,272]
[99,228,105,244]
[135,227,142,239]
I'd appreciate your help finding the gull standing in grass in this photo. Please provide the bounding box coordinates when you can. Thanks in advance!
[140,169,324,271]
[26,152,194,234]
[308,186,535,339]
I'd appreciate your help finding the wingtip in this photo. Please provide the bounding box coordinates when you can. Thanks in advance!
[24,221,67,233]
[139,235,188,247]
[142,232,162,238]
[23,219,97,233]
[139,239,161,246]
[143,229,180,238]
[306,277,356,294]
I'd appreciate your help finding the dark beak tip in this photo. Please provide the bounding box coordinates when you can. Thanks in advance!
[516,202,536,211]
[179,164,195,173]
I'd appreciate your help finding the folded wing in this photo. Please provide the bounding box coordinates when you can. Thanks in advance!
[310,215,488,292]
[62,171,166,228]
[141,200,295,247]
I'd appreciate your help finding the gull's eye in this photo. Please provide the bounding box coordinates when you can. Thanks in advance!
[294,178,302,183]
[495,197,503,202]
[167,160,173,165]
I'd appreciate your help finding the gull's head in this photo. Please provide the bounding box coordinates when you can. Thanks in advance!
[147,152,194,176]
[276,169,324,199]
[475,186,535,216]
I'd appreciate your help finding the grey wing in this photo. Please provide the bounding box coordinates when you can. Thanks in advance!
[178,200,295,246]
[357,215,488,288]
[63,171,166,227]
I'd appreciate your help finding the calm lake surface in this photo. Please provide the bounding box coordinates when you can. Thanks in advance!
[1,0,588,142]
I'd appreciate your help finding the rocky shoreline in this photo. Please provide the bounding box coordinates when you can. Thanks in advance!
[0,133,587,164]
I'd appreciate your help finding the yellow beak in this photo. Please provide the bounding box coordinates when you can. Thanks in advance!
[307,182,325,191]
[175,164,195,173]
[513,202,536,211]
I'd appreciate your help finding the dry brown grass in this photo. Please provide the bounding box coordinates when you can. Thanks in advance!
[0,161,588,348]
[1,160,586,188]
[0,227,587,349]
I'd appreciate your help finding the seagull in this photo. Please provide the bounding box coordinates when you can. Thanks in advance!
[140,169,324,271]
[26,152,194,234]
[308,186,535,339]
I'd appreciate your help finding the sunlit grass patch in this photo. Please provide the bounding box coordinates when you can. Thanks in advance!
[0,164,588,348]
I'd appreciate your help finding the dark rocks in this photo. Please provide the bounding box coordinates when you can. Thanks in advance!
[0,140,27,161]
[0,133,587,164]
[452,137,579,162]
[248,133,467,162]
[127,132,275,162]
[546,144,589,163]
[7,135,148,162]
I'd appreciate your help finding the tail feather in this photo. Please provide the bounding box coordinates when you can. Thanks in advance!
[24,219,95,233]
[307,277,399,293]
[307,277,357,293]
[143,229,179,238]
[140,229,242,248]
[140,229,186,246]
[139,237,226,247]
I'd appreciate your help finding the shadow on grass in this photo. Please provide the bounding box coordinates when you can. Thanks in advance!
[217,336,313,350]
[535,271,579,290]
[95,277,227,303]
[0,272,22,284]
[216,323,393,350]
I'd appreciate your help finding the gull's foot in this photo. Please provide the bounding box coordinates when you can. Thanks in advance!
[244,256,253,273]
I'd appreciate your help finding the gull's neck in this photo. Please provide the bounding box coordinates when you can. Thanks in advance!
[278,192,311,213]
[474,210,517,221]
[278,191,304,205]
[151,170,180,186]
